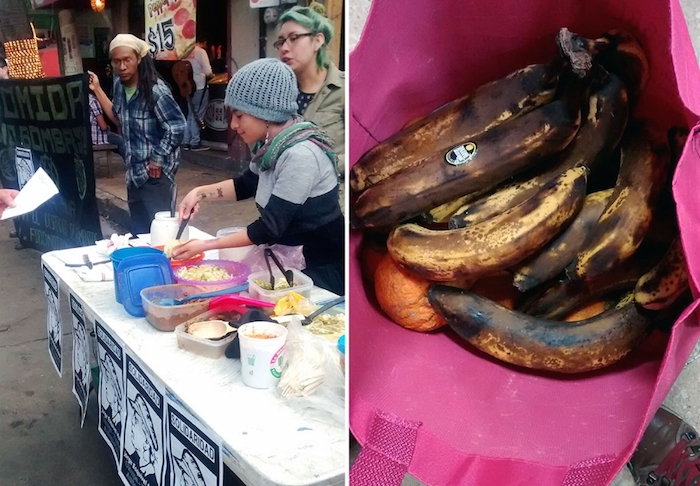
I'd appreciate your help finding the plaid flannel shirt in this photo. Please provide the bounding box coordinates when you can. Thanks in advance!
[88,94,109,145]
[112,77,185,188]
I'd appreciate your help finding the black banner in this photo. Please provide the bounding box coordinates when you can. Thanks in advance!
[0,74,102,252]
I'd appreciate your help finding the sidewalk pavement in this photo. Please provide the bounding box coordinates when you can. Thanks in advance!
[94,148,346,238]
[94,148,260,238]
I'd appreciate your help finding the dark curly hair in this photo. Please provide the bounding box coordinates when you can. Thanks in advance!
[136,53,162,109]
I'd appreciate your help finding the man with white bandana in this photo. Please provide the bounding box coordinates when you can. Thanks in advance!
[87,34,185,234]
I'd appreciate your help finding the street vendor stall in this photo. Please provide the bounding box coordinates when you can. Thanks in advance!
[40,227,345,486]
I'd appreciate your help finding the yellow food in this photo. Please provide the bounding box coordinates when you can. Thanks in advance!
[176,264,232,282]
[163,239,181,259]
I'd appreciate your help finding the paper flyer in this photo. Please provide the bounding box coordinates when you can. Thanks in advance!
[70,293,91,427]
[1,166,58,220]
[120,354,165,486]
[96,320,126,464]
[43,264,62,377]
[163,396,223,486]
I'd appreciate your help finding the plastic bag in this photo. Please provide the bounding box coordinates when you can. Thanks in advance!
[239,244,306,274]
[277,318,345,425]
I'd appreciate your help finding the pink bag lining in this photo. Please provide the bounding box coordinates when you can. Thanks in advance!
[349,0,700,484]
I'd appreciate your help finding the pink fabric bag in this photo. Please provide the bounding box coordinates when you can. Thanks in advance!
[349,0,700,484]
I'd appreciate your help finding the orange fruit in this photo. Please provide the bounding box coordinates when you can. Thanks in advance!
[374,254,445,332]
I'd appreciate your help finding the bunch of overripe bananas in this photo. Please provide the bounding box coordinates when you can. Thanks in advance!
[350,28,691,374]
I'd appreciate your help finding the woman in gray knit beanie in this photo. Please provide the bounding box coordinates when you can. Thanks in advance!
[173,58,345,296]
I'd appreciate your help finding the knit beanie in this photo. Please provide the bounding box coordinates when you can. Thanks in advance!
[225,58,299,123]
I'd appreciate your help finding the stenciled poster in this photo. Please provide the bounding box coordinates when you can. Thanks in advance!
[145,0,196,60]
[70,293,91,427]
[163,397,223,486]
[43,264,62,377]
[96,320,125,464]
[0,74,102,252]
[120,354,166,486]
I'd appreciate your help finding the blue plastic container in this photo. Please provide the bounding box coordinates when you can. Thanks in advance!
[110,247,164,303]
[116,253,174,318]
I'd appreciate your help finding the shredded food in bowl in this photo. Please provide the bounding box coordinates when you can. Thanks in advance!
[176,264,232,282]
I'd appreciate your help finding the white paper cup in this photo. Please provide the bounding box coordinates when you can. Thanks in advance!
[238,321,288,389]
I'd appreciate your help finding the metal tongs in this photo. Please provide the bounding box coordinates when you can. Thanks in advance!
[264,248,294,288]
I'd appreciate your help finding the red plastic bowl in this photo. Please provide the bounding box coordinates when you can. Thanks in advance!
[173,259,250,290]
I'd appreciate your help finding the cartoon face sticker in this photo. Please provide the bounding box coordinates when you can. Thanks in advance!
[100,355,123,421]
[128,394,159,476]
[73,323,90,388]
[47,291,60,340]
[174,449,206,486]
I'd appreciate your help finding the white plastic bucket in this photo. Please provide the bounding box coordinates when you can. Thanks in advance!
[237,321,288,389]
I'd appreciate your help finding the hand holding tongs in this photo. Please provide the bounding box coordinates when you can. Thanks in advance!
[264,248,294,287]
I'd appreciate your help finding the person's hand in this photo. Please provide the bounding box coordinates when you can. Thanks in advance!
[0,189,19,215]
[147,162,161,179]
[171,239,207,260]
[178,188,201,224]
[87,71,101,93]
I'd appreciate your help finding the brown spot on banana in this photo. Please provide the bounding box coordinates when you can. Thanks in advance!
[635,236,690,310]
[429,285,656,373]
[387,166,588,282]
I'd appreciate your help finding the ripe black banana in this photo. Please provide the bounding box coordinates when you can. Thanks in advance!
[635,236,689,310]
[591,30,650,108]
[428,285,656,373]
[352,69,589,229]
[348,58,563,194]
[519,248,658,320]
[387,166,588,282]
[449,69,628,229]
[513,189,613,292]
[571,125,670,281]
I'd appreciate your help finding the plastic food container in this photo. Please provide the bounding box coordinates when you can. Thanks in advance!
[247,268,314,303]
[174,259,250,291]
[175,321,236,359]
[216,227,256,262]
[110,247,165,304]
[140,284,212,331]
[115,253,175,317]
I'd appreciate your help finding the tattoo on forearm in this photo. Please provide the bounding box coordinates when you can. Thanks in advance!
[197,186,224,201]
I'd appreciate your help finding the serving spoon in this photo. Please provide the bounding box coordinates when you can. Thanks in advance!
[160,283,249,306]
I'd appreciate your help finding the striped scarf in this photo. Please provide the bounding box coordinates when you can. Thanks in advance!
[252,118,338,174]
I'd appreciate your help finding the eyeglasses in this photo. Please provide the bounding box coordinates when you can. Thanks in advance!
[110,57,136,68]
[273,32,314,50]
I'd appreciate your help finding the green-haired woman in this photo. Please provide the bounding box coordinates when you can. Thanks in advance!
[275,5,345,176]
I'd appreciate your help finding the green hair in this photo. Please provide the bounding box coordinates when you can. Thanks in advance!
[278,5,334,69]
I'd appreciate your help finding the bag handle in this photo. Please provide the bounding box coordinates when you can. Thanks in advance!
[349,410,421,486]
